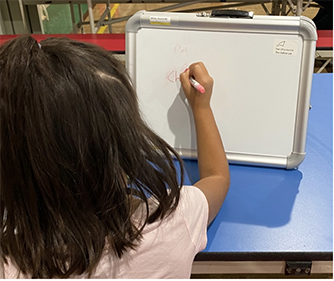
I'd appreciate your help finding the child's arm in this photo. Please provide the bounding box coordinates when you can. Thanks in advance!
[180,62,230,225]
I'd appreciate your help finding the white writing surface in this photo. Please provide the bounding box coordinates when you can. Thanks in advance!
[135,28,303,157]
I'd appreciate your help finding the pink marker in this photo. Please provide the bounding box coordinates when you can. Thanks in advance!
[189,77,205,93]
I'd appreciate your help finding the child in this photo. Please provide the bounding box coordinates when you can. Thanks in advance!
[0,35,230,278]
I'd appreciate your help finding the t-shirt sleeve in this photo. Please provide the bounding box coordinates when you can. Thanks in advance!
[179,185,209,253]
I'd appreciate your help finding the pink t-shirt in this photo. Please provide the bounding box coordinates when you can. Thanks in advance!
[2,185,209,279]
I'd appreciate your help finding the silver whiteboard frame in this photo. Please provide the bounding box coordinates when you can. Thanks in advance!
[125,11,317,169]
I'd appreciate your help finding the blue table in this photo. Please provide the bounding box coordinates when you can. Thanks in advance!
[184,74,333,276]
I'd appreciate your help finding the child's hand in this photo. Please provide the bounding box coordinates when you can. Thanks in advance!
[180,62,214,112]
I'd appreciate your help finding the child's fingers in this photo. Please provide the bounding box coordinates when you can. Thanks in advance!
[189,62,210,84]
[180,62,213,98]
[180,68,192,93]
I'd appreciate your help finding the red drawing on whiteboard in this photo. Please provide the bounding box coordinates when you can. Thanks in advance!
[167,70,180,83]
[174,45,188,55]
[167,64,188,83]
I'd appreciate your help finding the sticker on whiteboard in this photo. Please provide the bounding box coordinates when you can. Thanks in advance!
[273,40,299,56]
[150,16,171,25]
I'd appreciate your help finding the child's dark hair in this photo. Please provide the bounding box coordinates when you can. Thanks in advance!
[0,35,184,278]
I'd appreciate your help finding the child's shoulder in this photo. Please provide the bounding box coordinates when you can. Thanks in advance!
[179,185,209,214]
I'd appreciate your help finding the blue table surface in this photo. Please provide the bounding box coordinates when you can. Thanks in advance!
[183,73,333,260]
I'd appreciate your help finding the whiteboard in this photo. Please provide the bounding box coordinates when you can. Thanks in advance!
[126,12,317,167]
[135,28,302,155]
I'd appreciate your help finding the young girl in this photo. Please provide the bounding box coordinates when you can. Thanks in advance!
[0,35,230,278]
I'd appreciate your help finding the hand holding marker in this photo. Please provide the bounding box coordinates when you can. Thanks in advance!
[183,67,205,94]
[189,76,205,93]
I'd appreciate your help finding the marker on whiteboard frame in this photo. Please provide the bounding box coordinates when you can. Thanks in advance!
[189,77,205,93]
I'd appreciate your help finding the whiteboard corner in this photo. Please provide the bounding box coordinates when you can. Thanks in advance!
[299,16,317,41]
[125,10,146,33]
[286,152,306,169]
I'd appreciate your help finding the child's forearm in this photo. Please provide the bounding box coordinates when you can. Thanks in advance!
[193,107,229,181]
